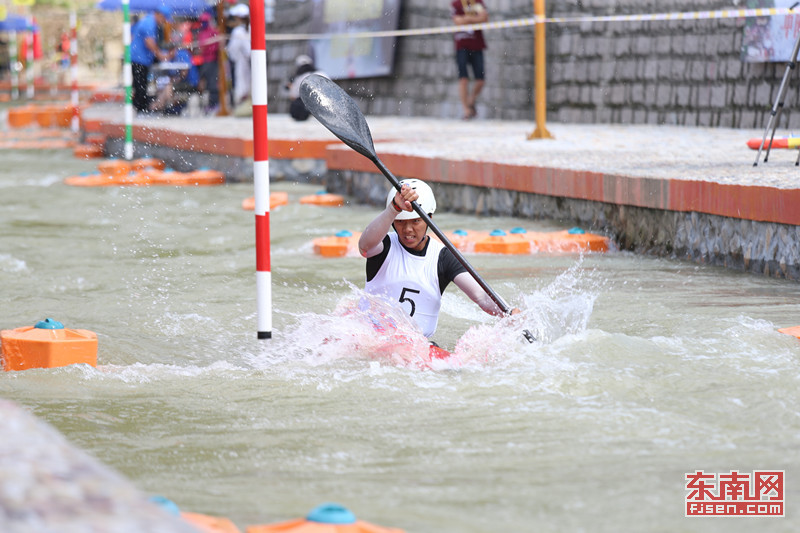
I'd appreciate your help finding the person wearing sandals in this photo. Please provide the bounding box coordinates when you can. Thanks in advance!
[451,0,488,120]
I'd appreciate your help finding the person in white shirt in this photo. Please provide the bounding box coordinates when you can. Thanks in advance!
[226,4,251,115]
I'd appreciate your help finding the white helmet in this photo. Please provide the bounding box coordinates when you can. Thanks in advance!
[386,179,437,221]
[229,4,249,17]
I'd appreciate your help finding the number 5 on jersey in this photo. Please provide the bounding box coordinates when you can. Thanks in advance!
[399,287,420,316]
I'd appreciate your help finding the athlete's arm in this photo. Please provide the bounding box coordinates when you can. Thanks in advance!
[453,272,520,316]
[358,205,396,258]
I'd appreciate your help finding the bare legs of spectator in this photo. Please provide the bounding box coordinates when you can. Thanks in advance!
[459,78,484,120]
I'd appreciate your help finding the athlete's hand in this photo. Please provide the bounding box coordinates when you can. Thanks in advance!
[393,184,418,213]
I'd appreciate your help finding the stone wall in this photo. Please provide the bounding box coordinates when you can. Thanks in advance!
[266,0,800,129]
[326,169,800,280]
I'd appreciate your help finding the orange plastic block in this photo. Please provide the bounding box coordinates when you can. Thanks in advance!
[179,169,226,186]
[97,159,133,177]
[526,229,609,253]
[131,157,166,171]
[241,192,289,211]
[247,520,403,533]
[1,326,97,371]
[64,173,140,187]
[7,106,35,128]
[55,106,77,128]
[73,143,104,159]
[473,231,531,254]
[313,231,362,257]
[182,512,242,533]
[443,229,489,252]
[778,326,800,340]
[35,105,72,128]
[299,192,346,207]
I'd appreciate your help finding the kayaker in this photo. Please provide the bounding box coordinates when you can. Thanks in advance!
[358,178,520,339]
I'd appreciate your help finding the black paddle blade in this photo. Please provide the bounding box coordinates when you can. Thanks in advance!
[299,74,377,161]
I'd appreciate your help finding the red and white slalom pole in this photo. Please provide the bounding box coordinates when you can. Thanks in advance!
[70,11,79,134]
[250,0,271,339]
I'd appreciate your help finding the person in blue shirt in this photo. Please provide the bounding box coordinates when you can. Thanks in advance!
[130,6,174,112]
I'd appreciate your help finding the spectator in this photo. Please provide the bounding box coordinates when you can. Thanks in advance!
[226,4,251,116]
[197,11,220,114]
[130,6,174,113]
[285,55,325,121]
[451,0,488,120]
[149,44,199,116]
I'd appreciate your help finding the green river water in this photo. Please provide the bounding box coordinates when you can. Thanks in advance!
[1,145,799,532]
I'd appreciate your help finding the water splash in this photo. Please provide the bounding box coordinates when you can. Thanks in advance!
[453,258,600,364]
[0,253,28,273]
[268,286,433,369]
[264,261,602,371]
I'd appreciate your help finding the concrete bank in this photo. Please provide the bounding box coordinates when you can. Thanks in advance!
[84,104,800,280]
[0,399,198,533]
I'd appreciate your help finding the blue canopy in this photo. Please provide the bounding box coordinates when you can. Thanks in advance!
[0,15,36,32]
[96,0,213,16]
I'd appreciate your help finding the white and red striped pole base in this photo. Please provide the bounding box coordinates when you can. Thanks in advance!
[251,0,271,339]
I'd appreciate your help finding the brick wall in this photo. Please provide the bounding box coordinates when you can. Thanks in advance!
[266,0,798,129]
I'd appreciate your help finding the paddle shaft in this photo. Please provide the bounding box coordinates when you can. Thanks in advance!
[373,157,510,314]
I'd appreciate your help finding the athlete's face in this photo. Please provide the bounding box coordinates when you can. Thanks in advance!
[393,217,429,251]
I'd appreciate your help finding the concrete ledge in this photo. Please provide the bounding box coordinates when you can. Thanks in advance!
[327,147,800,226]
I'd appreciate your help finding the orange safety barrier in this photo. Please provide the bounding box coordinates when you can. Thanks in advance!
[97,159,134,177]
[73,143,104,159]
[179,168,226,186]
[64,166,224,187]
[473,230,531,255]
[1,319,97,371]
[55,105,77,128]
[247,503,403,533]
[182,512,242,533]
[450,227,609,254]
[312,230,362,257]
[64,172,133,187]
[778,325,800,340]
[131,157,166,171]
[525,227,610,253]
[7,106,35,128]
[34,105,59,128]
[444,229,489,252]
[33,105,56,128]
[241,192,289,210]
[299,191,346,207]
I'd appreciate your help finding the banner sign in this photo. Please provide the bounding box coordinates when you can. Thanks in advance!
[308,0,401,79]
[741,0,800,62]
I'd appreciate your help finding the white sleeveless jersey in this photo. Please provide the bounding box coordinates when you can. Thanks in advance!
[365,233,444,338]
